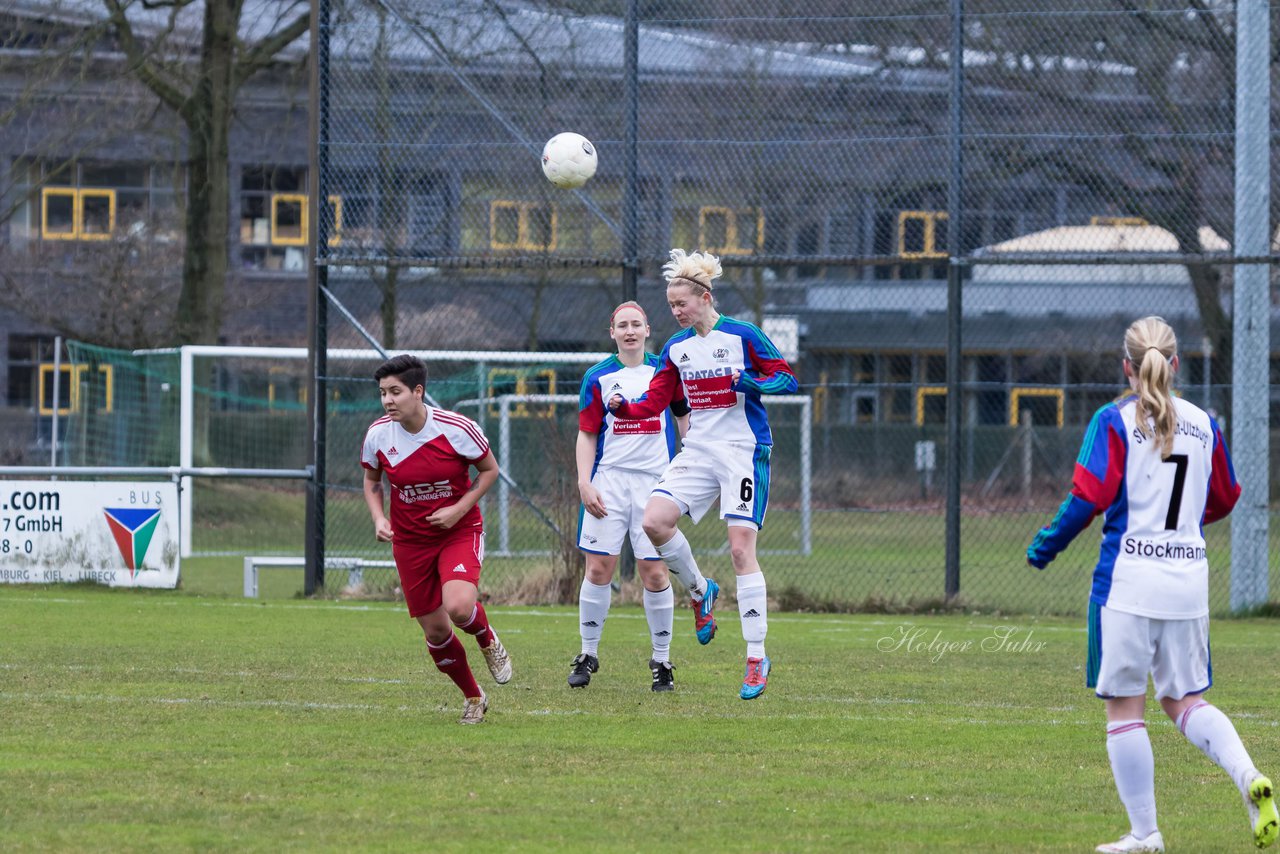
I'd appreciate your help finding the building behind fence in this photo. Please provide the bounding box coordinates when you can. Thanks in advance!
[2,2,1278,614]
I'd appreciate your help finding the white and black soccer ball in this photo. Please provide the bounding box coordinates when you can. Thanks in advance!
[541,132,598,189]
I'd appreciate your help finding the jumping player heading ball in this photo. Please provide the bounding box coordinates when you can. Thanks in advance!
[608,249,797,700]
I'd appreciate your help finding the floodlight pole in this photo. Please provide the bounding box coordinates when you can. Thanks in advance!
[1230,0,1270,611]
[305,0,332,595]
[943,0,964,601]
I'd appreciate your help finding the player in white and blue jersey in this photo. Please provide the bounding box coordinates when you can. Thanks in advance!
[569,301,690,693]
[609,249,798,700]
[1027,317,1275,853]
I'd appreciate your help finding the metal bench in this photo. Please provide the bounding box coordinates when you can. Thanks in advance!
[242,556,385,597]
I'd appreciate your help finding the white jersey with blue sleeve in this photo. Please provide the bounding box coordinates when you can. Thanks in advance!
[1028,394,1240,619]
[578,354,682,477]
[612,316,798,451]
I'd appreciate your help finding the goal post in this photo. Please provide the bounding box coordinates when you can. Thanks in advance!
[482,393,812,557]
[156,345,613,557]
[48,344,810,574]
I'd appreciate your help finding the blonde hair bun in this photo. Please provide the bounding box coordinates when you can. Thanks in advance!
[663,249,722,291]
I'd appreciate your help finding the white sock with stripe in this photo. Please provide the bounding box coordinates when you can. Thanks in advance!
[643,585,674,663]
[736,571,768,659]
[1179,701,1260,796]
[577,578,611,656]
[1106,720,1158,839]
[653,529,708,601]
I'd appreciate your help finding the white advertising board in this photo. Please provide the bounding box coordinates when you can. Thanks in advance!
[0,481,180,588]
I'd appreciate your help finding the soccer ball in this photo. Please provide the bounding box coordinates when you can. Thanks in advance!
[541,132,598,189]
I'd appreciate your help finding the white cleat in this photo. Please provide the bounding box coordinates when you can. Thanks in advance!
[480,632,513,684]
[1095,831,1164,853]
[460,689,488,725]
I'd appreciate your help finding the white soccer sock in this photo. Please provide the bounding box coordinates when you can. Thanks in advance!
[1106,720,1158,839]
[643,585,674,663]
[653,529,708,600]
[736,571,768,659]
[1179,701,1260,796]
[577,578,611,656]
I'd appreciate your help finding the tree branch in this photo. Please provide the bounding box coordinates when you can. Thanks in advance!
[1114,0,1232,57]
[234,10,311,89]
[101,0,190,115]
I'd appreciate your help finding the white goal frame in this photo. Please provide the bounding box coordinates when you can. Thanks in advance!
[479,393,812,557]
[161,345,612,557]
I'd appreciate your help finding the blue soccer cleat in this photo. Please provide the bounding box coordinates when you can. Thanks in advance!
[740,655,771,700]
[693,578,719,645]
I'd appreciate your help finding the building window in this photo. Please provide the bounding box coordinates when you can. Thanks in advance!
[240,165,306,271]
[39,364,114,415]
[12,160,177,245]
[487,367,558,417]
[915,386,947,425]
[699,205,763,255]
[7,335,55,408]
[489,201,556,251]
[41,187,79,239]
[874,208,948,280]
[1009,387,1063,428]
[39,187,116,241]
[898,210,947,258]
[270,193,307,246]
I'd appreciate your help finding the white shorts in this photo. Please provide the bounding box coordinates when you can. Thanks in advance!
[577,467,662,560]
[1088,603,1211,701]
[651,441,771,529]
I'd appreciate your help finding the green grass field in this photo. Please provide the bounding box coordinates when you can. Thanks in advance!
[4,570,1279,852]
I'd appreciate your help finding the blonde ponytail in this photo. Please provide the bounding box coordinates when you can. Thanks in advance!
[1124,316,1178,459]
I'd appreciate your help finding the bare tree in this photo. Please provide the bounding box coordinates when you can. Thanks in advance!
[0,231,184,350]
[1,1,309,347]
[0,5,189,343]
[102,0,310,345]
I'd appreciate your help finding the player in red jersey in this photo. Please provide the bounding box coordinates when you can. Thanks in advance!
[361,354,512,725]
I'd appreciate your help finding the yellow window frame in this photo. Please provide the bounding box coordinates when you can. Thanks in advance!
[914,385,948,426]
[812,375,828,424]
[1009,387,1063,428]
[266,365,300,412]
[698,205,764,256]
[328,194,342,247]
[897,210,947,259]
[38,363,114,415]
[41,187,80,240]
[487,368,558,418]
[271,193,308,246]
[77,188,116,241]
[489,200,557,251]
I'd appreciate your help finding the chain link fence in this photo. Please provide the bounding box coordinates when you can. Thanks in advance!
[307,0,1280,615]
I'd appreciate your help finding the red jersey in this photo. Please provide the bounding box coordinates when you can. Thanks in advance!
[361,406,491,542]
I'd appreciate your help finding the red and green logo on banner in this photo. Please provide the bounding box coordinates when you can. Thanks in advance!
[103,508,161,577]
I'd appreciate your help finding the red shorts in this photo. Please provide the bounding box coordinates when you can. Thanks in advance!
[392,526,485,618]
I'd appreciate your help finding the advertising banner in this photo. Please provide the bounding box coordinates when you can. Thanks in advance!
[0,481,180,588]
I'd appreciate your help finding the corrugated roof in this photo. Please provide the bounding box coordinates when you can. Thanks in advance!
[4,0,1144,87]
